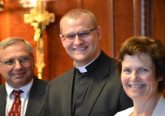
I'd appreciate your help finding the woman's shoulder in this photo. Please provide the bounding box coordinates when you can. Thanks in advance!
[114,107,133,116]
[152,95,165,116]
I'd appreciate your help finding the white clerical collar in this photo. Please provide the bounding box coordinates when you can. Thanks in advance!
[74,51,101,73]
[76,66,87,73]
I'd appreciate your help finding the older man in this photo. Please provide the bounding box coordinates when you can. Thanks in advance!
[0,37,48,116]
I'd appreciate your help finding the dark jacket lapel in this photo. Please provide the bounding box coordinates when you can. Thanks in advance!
[25,77,48,116]
[81,79,106,116]
[79,51,114,115]
[0,85,6,116]
[61,69,75,116]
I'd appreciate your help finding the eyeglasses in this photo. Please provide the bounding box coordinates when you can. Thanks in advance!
[0,56,32,67]
[60,27,98,41]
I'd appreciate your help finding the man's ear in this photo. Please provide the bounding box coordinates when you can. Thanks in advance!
[96,26,101,40]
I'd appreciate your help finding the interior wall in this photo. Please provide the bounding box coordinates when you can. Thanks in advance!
[152,0,165,42]
[0,0,165,83]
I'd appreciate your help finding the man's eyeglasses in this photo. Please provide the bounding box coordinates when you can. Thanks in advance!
[0,56,32,67]
[60,27,98,41]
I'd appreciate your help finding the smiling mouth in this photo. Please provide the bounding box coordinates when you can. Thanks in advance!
[128,84,145,89]
[73,45,88,51]
[12,72,25,77]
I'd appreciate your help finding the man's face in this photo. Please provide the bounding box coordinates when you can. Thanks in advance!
[0,42,34,88]
[60,15,101,67]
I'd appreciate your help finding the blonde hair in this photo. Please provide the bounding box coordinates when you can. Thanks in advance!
[60,9,98,32]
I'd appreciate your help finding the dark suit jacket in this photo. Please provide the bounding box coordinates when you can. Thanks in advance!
[0,77,48,116]
[42,51,132,116]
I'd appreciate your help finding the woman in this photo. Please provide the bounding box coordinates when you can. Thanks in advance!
[115,36,165,116]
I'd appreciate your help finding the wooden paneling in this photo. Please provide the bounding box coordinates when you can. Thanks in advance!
[83,0,114,56]
[133,0,142,35]
[152,0,165,43]
[45,0,80,79]
[0,0,165,82]
[113,0,134,57]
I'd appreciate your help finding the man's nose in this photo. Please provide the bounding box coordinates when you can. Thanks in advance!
[73,35,84,44]
[14,60,23,69]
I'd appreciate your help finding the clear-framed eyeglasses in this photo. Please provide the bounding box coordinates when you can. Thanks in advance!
[60,27,98,42]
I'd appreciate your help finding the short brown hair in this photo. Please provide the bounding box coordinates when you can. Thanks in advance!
[118,36,165,92]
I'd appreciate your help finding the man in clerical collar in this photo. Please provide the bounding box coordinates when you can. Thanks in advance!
[42,8,132,116]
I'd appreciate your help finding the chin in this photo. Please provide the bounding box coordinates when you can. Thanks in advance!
[74,56,87,61]
[128,92,143,99]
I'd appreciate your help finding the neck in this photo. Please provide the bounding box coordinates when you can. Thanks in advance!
[131,93,161,116]
[73,50,101,67]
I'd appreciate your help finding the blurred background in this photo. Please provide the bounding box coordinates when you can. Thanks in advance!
[0,0,164,82]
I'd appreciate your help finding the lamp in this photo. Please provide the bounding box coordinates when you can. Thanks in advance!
[24,0,55,79]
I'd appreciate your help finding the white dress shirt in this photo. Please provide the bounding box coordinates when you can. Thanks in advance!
[5,79,33,116]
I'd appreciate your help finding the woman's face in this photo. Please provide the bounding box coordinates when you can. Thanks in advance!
[121,53,159,101]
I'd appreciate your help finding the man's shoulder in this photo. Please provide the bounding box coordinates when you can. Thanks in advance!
[0,84,5,92]
[33,77,48,88]
[50,68,74,83]
[100,51,118,65]
[30,77,48,96]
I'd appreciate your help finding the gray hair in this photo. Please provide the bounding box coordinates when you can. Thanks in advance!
[0,37,34,56]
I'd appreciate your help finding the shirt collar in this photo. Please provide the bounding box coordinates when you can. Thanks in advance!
[74,51,101,73]
[5,79,33,98]
[152,94,165,115]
